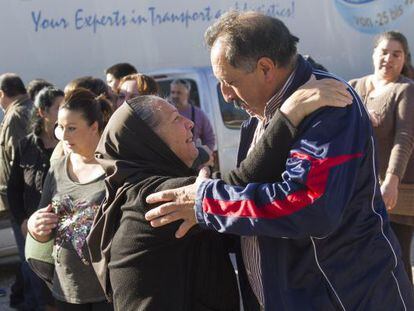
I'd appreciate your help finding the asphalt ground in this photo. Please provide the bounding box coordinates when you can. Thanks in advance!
[0,256,19,311]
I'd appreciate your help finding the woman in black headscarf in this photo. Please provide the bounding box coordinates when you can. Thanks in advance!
[87,96,239,311]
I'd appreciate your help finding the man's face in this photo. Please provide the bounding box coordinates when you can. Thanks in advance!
[169,84,189,106]
[211,39,268,117]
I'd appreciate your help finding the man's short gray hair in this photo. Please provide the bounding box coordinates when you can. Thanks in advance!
[127,95,162,130]
[204,11,299,72]
[170,79,191,92]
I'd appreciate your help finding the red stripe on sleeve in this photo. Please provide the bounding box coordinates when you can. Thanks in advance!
[203,152,362,219]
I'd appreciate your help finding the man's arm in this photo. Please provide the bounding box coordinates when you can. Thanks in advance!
[147,105,364,238]
[195,106,364,239]
[225,109,296,186]
[6,113,30,163]
[381,83,414,209]
[226,77,353,186]
[145,108,300,239]
[145,78,354,237]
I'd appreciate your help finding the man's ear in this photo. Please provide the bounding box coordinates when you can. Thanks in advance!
[0,90,4,99]
[257,57,277,82]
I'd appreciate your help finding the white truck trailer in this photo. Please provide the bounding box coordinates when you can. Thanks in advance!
[1,0,413,258]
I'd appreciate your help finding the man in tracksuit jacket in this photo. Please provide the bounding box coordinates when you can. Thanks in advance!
[145,12,414,310]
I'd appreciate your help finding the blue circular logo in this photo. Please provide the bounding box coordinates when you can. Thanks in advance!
[341,0,375,3]
[335,0,414,34]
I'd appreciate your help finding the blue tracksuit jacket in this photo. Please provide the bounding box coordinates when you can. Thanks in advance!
[194,59,414,310]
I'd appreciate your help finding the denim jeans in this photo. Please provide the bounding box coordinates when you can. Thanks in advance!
[11,220,49,311]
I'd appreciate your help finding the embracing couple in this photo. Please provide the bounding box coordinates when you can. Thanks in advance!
[88,11,414,311]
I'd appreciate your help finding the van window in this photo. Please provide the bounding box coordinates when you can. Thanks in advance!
[217,84,249,129]
[156,79,200,107]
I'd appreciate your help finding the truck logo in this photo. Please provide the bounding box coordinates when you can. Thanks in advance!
[335,0,414,34]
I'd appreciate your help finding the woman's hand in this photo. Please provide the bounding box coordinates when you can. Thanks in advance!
[381,173,399,211]
[27,204,58,242]
[281,76,353,127]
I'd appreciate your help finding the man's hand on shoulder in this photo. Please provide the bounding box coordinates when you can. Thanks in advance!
[281,76,353,126]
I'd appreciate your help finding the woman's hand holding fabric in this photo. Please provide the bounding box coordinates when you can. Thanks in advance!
[381,173,399,210]
[27,204,58,242]
[145,167,210,238]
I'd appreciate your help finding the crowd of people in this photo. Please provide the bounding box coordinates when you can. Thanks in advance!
[0,10,413,311]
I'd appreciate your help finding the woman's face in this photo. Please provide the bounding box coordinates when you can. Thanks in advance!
[373,39,406,82]
[116,80,140,108]
[56,108,99,155]
[41,96,63,129]
[153,99,199,167]
[106,73,119,93]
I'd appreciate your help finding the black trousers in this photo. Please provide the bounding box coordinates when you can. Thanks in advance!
[390,221,414,283]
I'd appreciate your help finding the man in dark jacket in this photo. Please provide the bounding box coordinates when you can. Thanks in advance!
[145,12,414,310]
[0,73,32,308]
[0,73,32,217]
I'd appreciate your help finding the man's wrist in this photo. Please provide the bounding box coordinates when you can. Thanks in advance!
[194,179,210,227]
[280,101,303,127]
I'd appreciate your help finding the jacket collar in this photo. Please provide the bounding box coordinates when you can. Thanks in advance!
[280,54,313,104]
[261,55,313,123]
[4,94,31,114]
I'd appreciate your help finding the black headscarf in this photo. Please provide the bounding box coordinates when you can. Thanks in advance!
[87,99,195,298]
[88,99,239,310]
